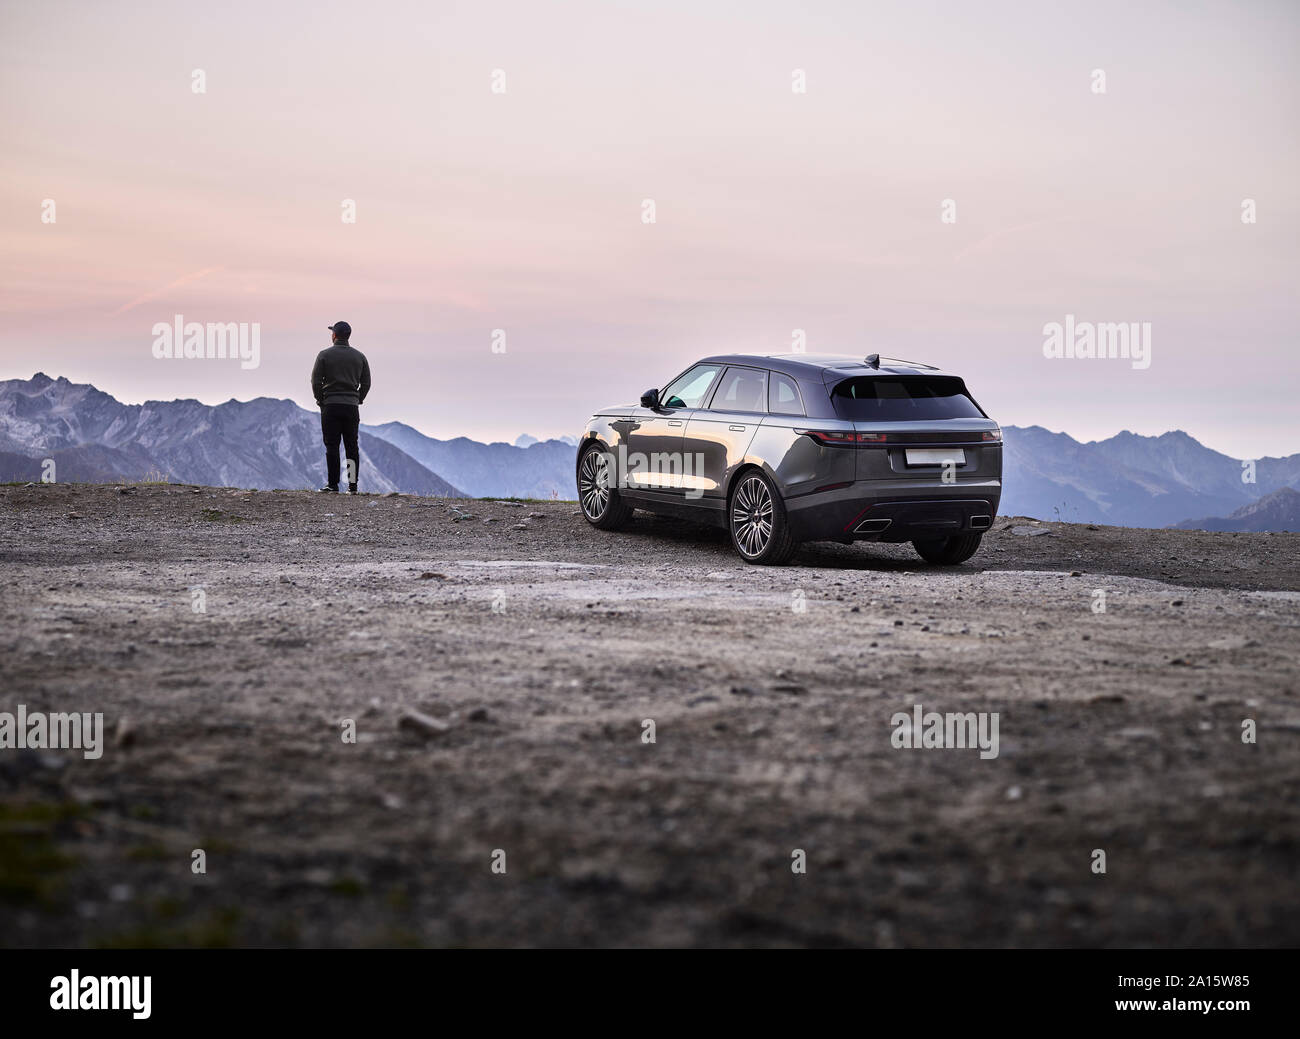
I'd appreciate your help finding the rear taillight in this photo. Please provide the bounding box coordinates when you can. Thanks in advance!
[982,428,1002,442]
[796,429,886,446]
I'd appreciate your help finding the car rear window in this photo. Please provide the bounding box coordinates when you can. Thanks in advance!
[830,376,984,421]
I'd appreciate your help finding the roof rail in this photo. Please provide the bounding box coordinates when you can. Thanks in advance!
[875,356,940,370]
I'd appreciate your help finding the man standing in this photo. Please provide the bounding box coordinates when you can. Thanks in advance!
[311,321,371,494]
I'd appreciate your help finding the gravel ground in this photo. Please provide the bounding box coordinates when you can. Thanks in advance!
[2,482,1298,947]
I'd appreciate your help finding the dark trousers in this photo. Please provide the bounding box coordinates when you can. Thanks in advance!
[321,403,360,489]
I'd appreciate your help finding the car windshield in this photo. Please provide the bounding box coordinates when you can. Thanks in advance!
[830,376,984,422]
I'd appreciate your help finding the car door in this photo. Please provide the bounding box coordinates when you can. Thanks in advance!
[624,363,723,497]
[682,365,767,504]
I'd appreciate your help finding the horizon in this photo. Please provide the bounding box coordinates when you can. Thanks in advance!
[6,367,1295,462]
[3,1,1297,458]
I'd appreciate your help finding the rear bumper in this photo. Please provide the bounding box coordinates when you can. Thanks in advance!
[785,482,1001,543]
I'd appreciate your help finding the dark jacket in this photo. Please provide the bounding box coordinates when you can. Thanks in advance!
[312,342,371,407]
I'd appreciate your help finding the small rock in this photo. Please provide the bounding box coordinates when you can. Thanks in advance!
[1117,727,1160,740]
[398,709,450,738]
[419,572,445,580]
[511,523,529,531]
[467,707,491,723]
[770,683,807,696]
[1005,785,1023,801]
[1011,526,1052,537]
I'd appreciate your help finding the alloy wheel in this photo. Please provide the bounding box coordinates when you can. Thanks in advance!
[732,475,773,557]
[579,449,611,519]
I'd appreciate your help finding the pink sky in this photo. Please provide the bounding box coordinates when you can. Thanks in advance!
[2,0,1297,457]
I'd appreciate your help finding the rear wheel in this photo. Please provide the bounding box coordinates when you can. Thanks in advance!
[912,532,983,565]
[578,443,633,530]
[729,470,796,565]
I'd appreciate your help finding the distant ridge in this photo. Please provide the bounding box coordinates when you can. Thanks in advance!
[1173,487,1300,532]
[3,374,1298,527]
[0,373,465,496]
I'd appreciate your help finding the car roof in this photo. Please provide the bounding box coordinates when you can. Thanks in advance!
[697,353,960,380]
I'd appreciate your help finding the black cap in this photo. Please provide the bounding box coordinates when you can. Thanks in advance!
[328,320,352,339]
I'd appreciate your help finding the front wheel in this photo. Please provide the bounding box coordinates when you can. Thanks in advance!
[729,470,796,565]
[577,444,633,530]
[912,532,983,565]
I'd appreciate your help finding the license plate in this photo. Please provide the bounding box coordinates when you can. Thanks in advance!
[905,448,966,466]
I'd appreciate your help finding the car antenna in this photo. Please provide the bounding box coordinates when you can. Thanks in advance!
[865,353,880,368]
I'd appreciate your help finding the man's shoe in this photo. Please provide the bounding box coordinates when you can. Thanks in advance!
[348,484,359,495]
[317,486,338,493]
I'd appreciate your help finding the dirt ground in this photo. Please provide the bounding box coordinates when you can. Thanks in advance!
[2,482,1298,948]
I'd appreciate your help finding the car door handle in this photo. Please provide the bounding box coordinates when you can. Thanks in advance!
[668,420,683,426]
[729,424,746,432]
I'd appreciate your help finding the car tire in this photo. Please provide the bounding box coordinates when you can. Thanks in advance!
[729,469,796,565]
[912,532,983,565]
[577,443,633,530]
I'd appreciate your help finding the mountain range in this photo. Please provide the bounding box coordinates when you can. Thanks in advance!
[1,374,1295,529]
[1172,488,1300,533]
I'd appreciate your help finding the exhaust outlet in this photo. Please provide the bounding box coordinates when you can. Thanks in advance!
[969,515,991,530]
[854,517,892,534]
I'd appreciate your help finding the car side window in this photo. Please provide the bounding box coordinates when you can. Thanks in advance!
[661,364,722,409]
[768,372,805,416]
[707,367,768,413]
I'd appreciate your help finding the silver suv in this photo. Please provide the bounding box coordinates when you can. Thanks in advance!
[576,354,1002,565]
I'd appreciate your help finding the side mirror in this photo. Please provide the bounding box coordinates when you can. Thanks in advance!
[640,388,660,409]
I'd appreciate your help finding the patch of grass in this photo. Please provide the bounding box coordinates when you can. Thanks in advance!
[197,835,240,855]
[366,926,423,948]
[126,843,172,862]
[385,886,411,911]
[151,895,184,919]
[329,875,365,897]
[93,906,243,949]
[200,508,245,524]
[0,800,85,906]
